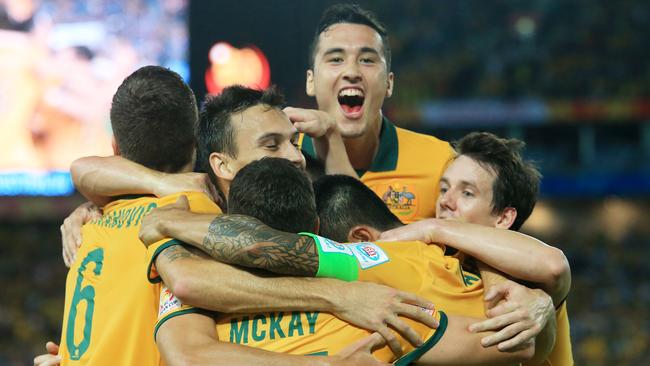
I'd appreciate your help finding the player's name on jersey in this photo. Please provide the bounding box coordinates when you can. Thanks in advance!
[90,202,158,229]
[228,311,320,344]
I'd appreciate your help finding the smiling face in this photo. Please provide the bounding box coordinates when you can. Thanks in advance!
[435,155,504,227]
[229,105,306,173]
[210,104,306,184]
[307,23,394,138]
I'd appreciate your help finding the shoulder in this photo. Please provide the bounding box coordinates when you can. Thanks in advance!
[396,127,451,150]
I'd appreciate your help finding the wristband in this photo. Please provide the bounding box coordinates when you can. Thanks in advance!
[299,232,359,281]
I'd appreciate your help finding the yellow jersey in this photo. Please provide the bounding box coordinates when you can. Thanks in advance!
[153,239,488,364]
[301,118,454,223]
[59,192,220,365]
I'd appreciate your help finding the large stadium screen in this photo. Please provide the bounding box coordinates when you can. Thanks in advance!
[0,0,189,195]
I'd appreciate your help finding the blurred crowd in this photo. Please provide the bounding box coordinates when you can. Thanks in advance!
[376,0,650,104]
[0,199,649,365]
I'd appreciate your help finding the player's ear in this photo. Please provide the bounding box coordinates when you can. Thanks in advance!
[306,69,315,97]
[209,152,235,181]
[111,137,120,156]
[347,225,382,243]
[385,71,394,98]
[495,207,517,229]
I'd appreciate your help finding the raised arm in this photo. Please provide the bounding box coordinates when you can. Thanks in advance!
[71,156,214,207]
[380,219,571,305]
[139,198,319,276]
[284,107,357,177]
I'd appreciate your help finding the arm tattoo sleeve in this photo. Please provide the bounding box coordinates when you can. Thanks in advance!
[200,214,318,276]
[160,245,198,263]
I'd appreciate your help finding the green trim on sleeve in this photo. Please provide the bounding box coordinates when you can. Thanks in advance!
[147,239,184,284]
[299,232,359,282]
[153,308,213,341]
[301,135,317,159]
[393,311,448,366]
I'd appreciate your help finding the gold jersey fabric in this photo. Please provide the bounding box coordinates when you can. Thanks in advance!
[301,118,454,223]
[59,192,220,365]
[153,239,487,363]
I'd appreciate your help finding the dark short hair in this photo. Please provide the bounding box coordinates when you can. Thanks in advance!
[227,157,318,234]
[313,175,402,242]
[454,132,542,231]
[309,4,391,71]
[110,66,197,173]
[196,85,285,184]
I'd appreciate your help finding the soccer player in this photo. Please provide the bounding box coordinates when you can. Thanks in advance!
[59,86,438,364]
[148,157,538,365]
[377,132,574,365]
[298,4,454,222]
[54,66,221,365]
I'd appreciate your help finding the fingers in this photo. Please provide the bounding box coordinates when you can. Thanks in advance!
[375,325,403,357]
[385,315,423,347]
[45,341,59,355]
[486,301,518,318]
[283,106,307,121]
[469,307,521,333]
[336,332,385,364]
[497,328,538,351]
[60,225,74,267]
[394,292,439,329]
[33,354,61,366]
[480,320,532,348]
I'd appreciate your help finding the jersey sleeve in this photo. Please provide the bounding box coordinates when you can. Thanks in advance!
[145,192,223,283]
[146,238,185,283]
[393,311,448,366]
[154,283,211,340]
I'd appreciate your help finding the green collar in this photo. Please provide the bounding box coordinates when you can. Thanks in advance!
[301,116,399,176]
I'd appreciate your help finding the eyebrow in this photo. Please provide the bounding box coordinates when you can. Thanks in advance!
[359,47,380,56]
[256,133,283,144]
[440,177,479,191]
[322,47,381,57]
[322,48,345,57]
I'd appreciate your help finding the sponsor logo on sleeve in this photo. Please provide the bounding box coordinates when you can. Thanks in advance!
[351,243,390,269]
[159,286,183,319]
[316,235,354,256]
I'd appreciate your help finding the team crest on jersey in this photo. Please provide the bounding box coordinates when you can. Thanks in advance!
[374,183,418,220]
[351,243,389,269]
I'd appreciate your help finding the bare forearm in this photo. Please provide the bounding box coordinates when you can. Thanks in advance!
[158,314,337,366]
[313,132,357,177]
[71,156,160,205]
[417,315,534,365]
[157,247,340,313]
[162,213,319,276]
[436,220,570,301]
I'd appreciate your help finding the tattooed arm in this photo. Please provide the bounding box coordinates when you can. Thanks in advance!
[155,244,439,353]
[141,200,319,276]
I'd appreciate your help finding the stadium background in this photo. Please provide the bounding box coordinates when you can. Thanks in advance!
[1,0,649,364]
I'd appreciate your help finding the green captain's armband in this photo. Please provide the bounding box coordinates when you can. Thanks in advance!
[299,232,359,282]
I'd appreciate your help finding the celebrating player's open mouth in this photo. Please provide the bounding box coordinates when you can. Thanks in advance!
[337,86,365,120]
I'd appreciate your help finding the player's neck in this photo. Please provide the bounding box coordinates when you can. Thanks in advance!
[344,114,382,171]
